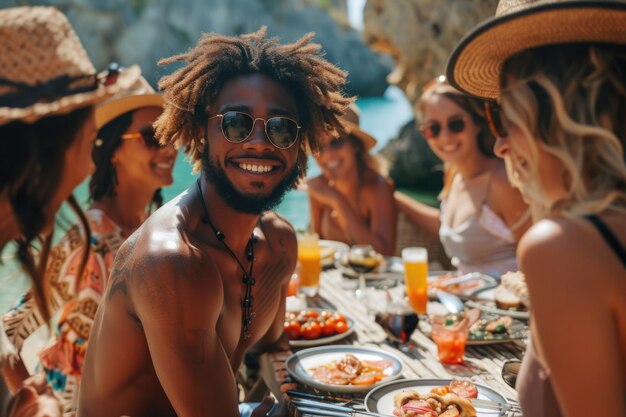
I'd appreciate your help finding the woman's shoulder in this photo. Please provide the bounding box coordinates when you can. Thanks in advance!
[362,171,394,194]
[518,217,614,279]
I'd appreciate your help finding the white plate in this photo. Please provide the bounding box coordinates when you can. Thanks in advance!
[341,256,404,281]
[287,309,356,348]
[319,240,349,268]
[420,312,528,345]
[365,378,508,417]
[466,287,530,320]
[285,345,404,393]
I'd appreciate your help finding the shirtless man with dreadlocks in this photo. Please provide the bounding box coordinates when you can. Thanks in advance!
[77,28,352,417]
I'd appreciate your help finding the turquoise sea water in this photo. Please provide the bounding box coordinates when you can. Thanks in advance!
[0,86,413,313]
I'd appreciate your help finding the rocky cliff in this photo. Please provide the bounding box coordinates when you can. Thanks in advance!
[4,0,391,96]
[363,0,498,189]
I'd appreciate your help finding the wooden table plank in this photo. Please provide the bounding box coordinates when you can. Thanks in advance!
[286,269,524,416]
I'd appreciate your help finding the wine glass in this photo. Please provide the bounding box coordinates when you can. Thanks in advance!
[347,244,379,301]
[373,291,419,352]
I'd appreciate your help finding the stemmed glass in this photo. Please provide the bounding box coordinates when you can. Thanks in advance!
[347,244,379,301]
[372,290,419,352]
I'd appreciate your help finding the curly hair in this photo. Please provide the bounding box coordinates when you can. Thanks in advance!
[418,78,496,197]
[501,43,626,219]
[155,27,353,176]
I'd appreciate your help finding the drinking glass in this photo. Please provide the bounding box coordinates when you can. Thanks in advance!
[297,233,321,297]
[430,315,469,364]
[402,247,428,314]
[374,297,419,347]
[347,244,379,300]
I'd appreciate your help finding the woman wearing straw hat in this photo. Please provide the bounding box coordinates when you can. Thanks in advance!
[0,6,138,416]
[306,104,397,255]
[447,1,626,415]
[396,76,530,278]
[2,76,177,413]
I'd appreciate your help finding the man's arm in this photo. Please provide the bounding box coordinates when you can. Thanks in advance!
[130,249,240,417]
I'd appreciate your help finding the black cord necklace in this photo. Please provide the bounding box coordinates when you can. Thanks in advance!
[196,179,257,340]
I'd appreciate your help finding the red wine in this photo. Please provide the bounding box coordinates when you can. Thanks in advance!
[375,312,419,344]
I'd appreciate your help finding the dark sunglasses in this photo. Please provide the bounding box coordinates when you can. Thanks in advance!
[121,125,162,148]
[484,101,509,138]
[318,137,346,153]
[420,117,467,139]
[208,111,300,149]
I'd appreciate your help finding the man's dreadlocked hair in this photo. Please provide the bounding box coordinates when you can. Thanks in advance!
[155,27,353,176]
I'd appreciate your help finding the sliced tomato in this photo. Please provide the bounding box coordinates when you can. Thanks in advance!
[449,379,478,398]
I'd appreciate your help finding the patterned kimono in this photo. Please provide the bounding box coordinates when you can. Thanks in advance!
[2,209,124,412]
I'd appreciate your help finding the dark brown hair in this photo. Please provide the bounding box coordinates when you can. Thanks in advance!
[90,111,163,208]
[0,107,93,320]
[155,27,353,176]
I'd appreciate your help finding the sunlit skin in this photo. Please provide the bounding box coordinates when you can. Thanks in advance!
[396,93,529,245]
[78,74,299,417]
[307,132,397,255]
[495,95,626,417]
[493,119,569,206]
[92,107,178,236]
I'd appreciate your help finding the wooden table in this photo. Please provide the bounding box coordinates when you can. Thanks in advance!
[262,269,525,416]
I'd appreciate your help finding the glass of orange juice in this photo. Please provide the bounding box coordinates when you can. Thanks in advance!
[297,232,321,297]
[402,247,428,314]
[430,315,469,364]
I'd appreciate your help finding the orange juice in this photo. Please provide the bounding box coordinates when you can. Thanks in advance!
[298,233,321,296]
[402,248,428,314]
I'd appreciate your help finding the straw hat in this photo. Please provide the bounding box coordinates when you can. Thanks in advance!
[0,6,140,126]
[95,75,163,129]
[343,104,376,151]
[446,0,626,100]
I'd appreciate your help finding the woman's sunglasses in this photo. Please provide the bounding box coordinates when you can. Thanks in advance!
[484,101,509,138]
[318,137,346,153]
[208,111,301,150]
[120,125,162,148]
[420,117,467,139]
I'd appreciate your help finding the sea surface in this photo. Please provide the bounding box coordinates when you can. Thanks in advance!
[0,86,413,314]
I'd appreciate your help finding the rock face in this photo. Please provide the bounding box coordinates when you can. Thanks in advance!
[363,0,498,188]
[378,119,443,190]
[6,0,391,97]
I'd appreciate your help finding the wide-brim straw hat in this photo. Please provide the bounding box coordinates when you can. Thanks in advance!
[343,103,376,151]
[95,75,163,129]
[0,6,140,127]
[446,0,626,100]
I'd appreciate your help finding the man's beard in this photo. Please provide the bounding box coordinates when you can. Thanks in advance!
[202,147,302,215]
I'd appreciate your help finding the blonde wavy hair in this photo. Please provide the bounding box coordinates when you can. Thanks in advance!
[500,43,626,220]
[418,79,496,198]
[155,27,352,175]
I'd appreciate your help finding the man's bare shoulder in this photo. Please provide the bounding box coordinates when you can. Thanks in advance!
[108,192,222,303]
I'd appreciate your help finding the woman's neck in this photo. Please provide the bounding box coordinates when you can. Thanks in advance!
[455,153,498,180]
[91,183,156,236]
[0,191,20,247]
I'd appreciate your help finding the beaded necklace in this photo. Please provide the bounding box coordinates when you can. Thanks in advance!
[196,179,257,339]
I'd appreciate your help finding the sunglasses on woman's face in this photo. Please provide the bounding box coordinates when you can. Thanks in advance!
[208,111,301,150]
[484,101,509,138]
[120,125,162,148]
[318,137,346,154]
[420,117,467,139]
